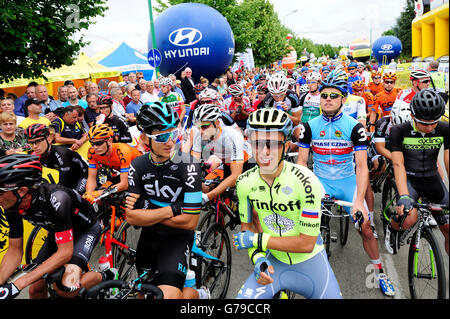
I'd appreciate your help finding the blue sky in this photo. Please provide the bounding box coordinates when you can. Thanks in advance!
[79,0,406,56]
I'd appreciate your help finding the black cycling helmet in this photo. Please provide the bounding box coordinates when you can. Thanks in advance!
[97,95,113,105]
[24,123,49,140]
[410,89,445,121]
[0,154,42,191]
[136,101,180,134]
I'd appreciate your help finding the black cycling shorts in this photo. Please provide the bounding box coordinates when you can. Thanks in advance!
[135,228,194,290]
[34,222,102,272]
[407,174,449,226]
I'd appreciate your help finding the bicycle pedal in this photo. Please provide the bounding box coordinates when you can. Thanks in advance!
[330,232,338,242]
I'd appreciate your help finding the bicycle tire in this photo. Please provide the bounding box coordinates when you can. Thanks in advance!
[408,227,446,299]
[112,221,141,284]
[320,215,331,259]
[338,206,349,246]
[25,225,48,264]
[197,223,232,299]
[197,209,225,235]
[381,177,398,228]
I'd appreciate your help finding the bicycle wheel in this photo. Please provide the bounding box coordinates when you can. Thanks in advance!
[320,215,331,259]
[112,221,141,283]
[381,177,398,228]
[25,226,48,264]
[197,223,232,299]
[197,209,224,235]
[338,206,349,246]
[408,227,446,299]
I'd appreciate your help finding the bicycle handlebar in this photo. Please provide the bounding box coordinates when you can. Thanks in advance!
[136,284,164,299]
[321,197,354,208]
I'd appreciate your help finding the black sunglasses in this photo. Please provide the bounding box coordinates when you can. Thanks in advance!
[91,140,106,147]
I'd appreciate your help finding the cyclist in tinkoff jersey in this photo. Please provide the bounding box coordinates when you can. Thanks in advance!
[387,89,449,255]
[295,70,395,297]
[124,101,209,299]
[233,108,342,299]
[83,124,141,203]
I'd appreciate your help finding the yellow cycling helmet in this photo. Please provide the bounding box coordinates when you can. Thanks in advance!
[247,108,293,140]
[88,124,114,140]
[382,72,398,81]
[351,80,366,89]
[371,70,382,78]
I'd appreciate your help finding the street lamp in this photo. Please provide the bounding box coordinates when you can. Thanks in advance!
[283,9,298,25]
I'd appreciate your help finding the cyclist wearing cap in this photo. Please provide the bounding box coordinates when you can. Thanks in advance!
[387,89,449,255]
[295,67,309,95]
[367,71,384,96]
[262,73,302,126]
[0,155,111,299]
[371,72,403,124]
[347,62,362,95]
[83,124,141,203]
[299,71,322,123]
[97,95,132,144]
[191,104,252,205]
[124,102,208,299]
[233,108,342,299]
[295,69,395,297]
[24,123,88,194]
[159,77,186,122]
[224,84,253,130]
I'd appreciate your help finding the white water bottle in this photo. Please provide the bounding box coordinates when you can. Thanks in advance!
[97,113,106,124]
[98,256,110,272]
[184,269,196,288]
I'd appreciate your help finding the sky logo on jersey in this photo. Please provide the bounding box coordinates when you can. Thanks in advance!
[301,210,319,219]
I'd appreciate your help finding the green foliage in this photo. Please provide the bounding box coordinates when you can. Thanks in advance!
[0,0,108,83]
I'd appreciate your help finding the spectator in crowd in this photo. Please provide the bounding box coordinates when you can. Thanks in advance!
[138,79,147,95]
[73,105,90,133]
[125,89,142,117]
[180,67,196,103]
[35,85,59,121]
[153,78,161,96]
[226,70,236,87]
[107,81,119,95]
[110,88,127,119]
[1,98,25,125]
[168,74,186,101]
[136,72,144,81]
[118,82,127,95]
[122,74,129,83]
[98,96,132,144]
[14,82,38,117]
[140,81,159,104]
[128,72,137,85]
[98,79,110,96]
[88,82,100,95]
[63,85,88,109]
[0,112,30,155]
[84,93,100,128]
[209,78,220,92]
[55,85,69,108]
[78,85,88,100]
[123,84,135,107]
[370,59,379,71]
[18,98,51,129]
[51,105,88,151]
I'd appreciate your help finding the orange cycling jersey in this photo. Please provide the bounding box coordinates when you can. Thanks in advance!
[87,143,142,174]
[367,82,383,96]
[362,91,375,113]
[374,88,402,117]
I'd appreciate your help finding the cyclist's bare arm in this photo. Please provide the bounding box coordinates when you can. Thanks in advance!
[85,167,98,193]
[161,214,199,231]
[392,151,409,196]
[296,145,309,167]
[206,161,243,200]
[0,238,23,285]
[375,141,392,161]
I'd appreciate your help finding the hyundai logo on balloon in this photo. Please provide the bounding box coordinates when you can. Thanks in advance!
[169,28,203,47]
[381,44,393,51]
[149,2,235,81]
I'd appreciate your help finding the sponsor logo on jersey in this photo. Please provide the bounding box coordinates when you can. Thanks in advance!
[335,130,342,137]
[263,212,295,234]
[320,130,326,137]
[301,210,319,219]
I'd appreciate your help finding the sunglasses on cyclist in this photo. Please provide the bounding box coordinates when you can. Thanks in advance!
[419,79,431,84]
[200,100,214,105]
[307,81,317,84]
[91,140,107,147]
[251,139,285,150]
[320,92,345,100]
[28,137,46,145]
[348,67,356,71]
[384,81,395,84]
[373,76,381,80]
[146,129,181,143]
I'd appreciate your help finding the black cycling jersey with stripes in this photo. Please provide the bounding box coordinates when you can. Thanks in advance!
[390,121,449,177]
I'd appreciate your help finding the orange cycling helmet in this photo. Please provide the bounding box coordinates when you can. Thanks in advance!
[371,70,382,78]
[383,72,398,80]
[351,80,365,89]
[88,124,114,140]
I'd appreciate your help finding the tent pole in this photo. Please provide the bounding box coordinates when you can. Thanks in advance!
[148,0,159,78]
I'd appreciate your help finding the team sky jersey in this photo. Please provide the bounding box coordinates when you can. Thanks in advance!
[373,116,393,150]
[297,112,368,180]
[373,89,403,116]
[38,145,88,189]
[5,183,97,243]
[127,149,202,235]
[395,88,416,104]
[223,96,252,122]
[104,115,132,144]
[260,91,302,114]
[192,125,251,164]
[390,121,449,177]
[236,161,324,264]
[347,75,362,94]
[342,95,367,121]
[367,82,383,96]
[160,92,184,118]
[299,92,321,123]
[87,143,142,174]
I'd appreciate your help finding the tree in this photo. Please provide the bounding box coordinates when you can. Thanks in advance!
[0,0,108,83]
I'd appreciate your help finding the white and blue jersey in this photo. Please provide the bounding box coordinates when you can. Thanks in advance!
[297,112,368,180]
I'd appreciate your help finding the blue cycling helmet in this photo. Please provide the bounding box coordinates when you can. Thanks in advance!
[319,69,348,95]
[348,62,358,69]
[247,108,293,141]
[301,67,309,73]
[136,101,180,134]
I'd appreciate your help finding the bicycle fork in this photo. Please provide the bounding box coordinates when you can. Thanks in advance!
[411,227,437,280]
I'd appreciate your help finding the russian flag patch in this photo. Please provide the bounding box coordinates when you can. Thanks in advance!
[301,210,319,219]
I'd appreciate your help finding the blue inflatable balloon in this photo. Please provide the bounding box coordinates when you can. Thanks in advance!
[149,3,235,81]
[371,36,402,65]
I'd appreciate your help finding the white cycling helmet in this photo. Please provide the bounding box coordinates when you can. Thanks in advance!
[267,73,288,94]
[305,71,322,82]
[193,104,221,123]
[410,69,431,80]
[287,78,296,86]
[299,84,309,93]
[228,84,244,97]
[199,88,219,101]
[390,100,412,125]
[159,77,172,86]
